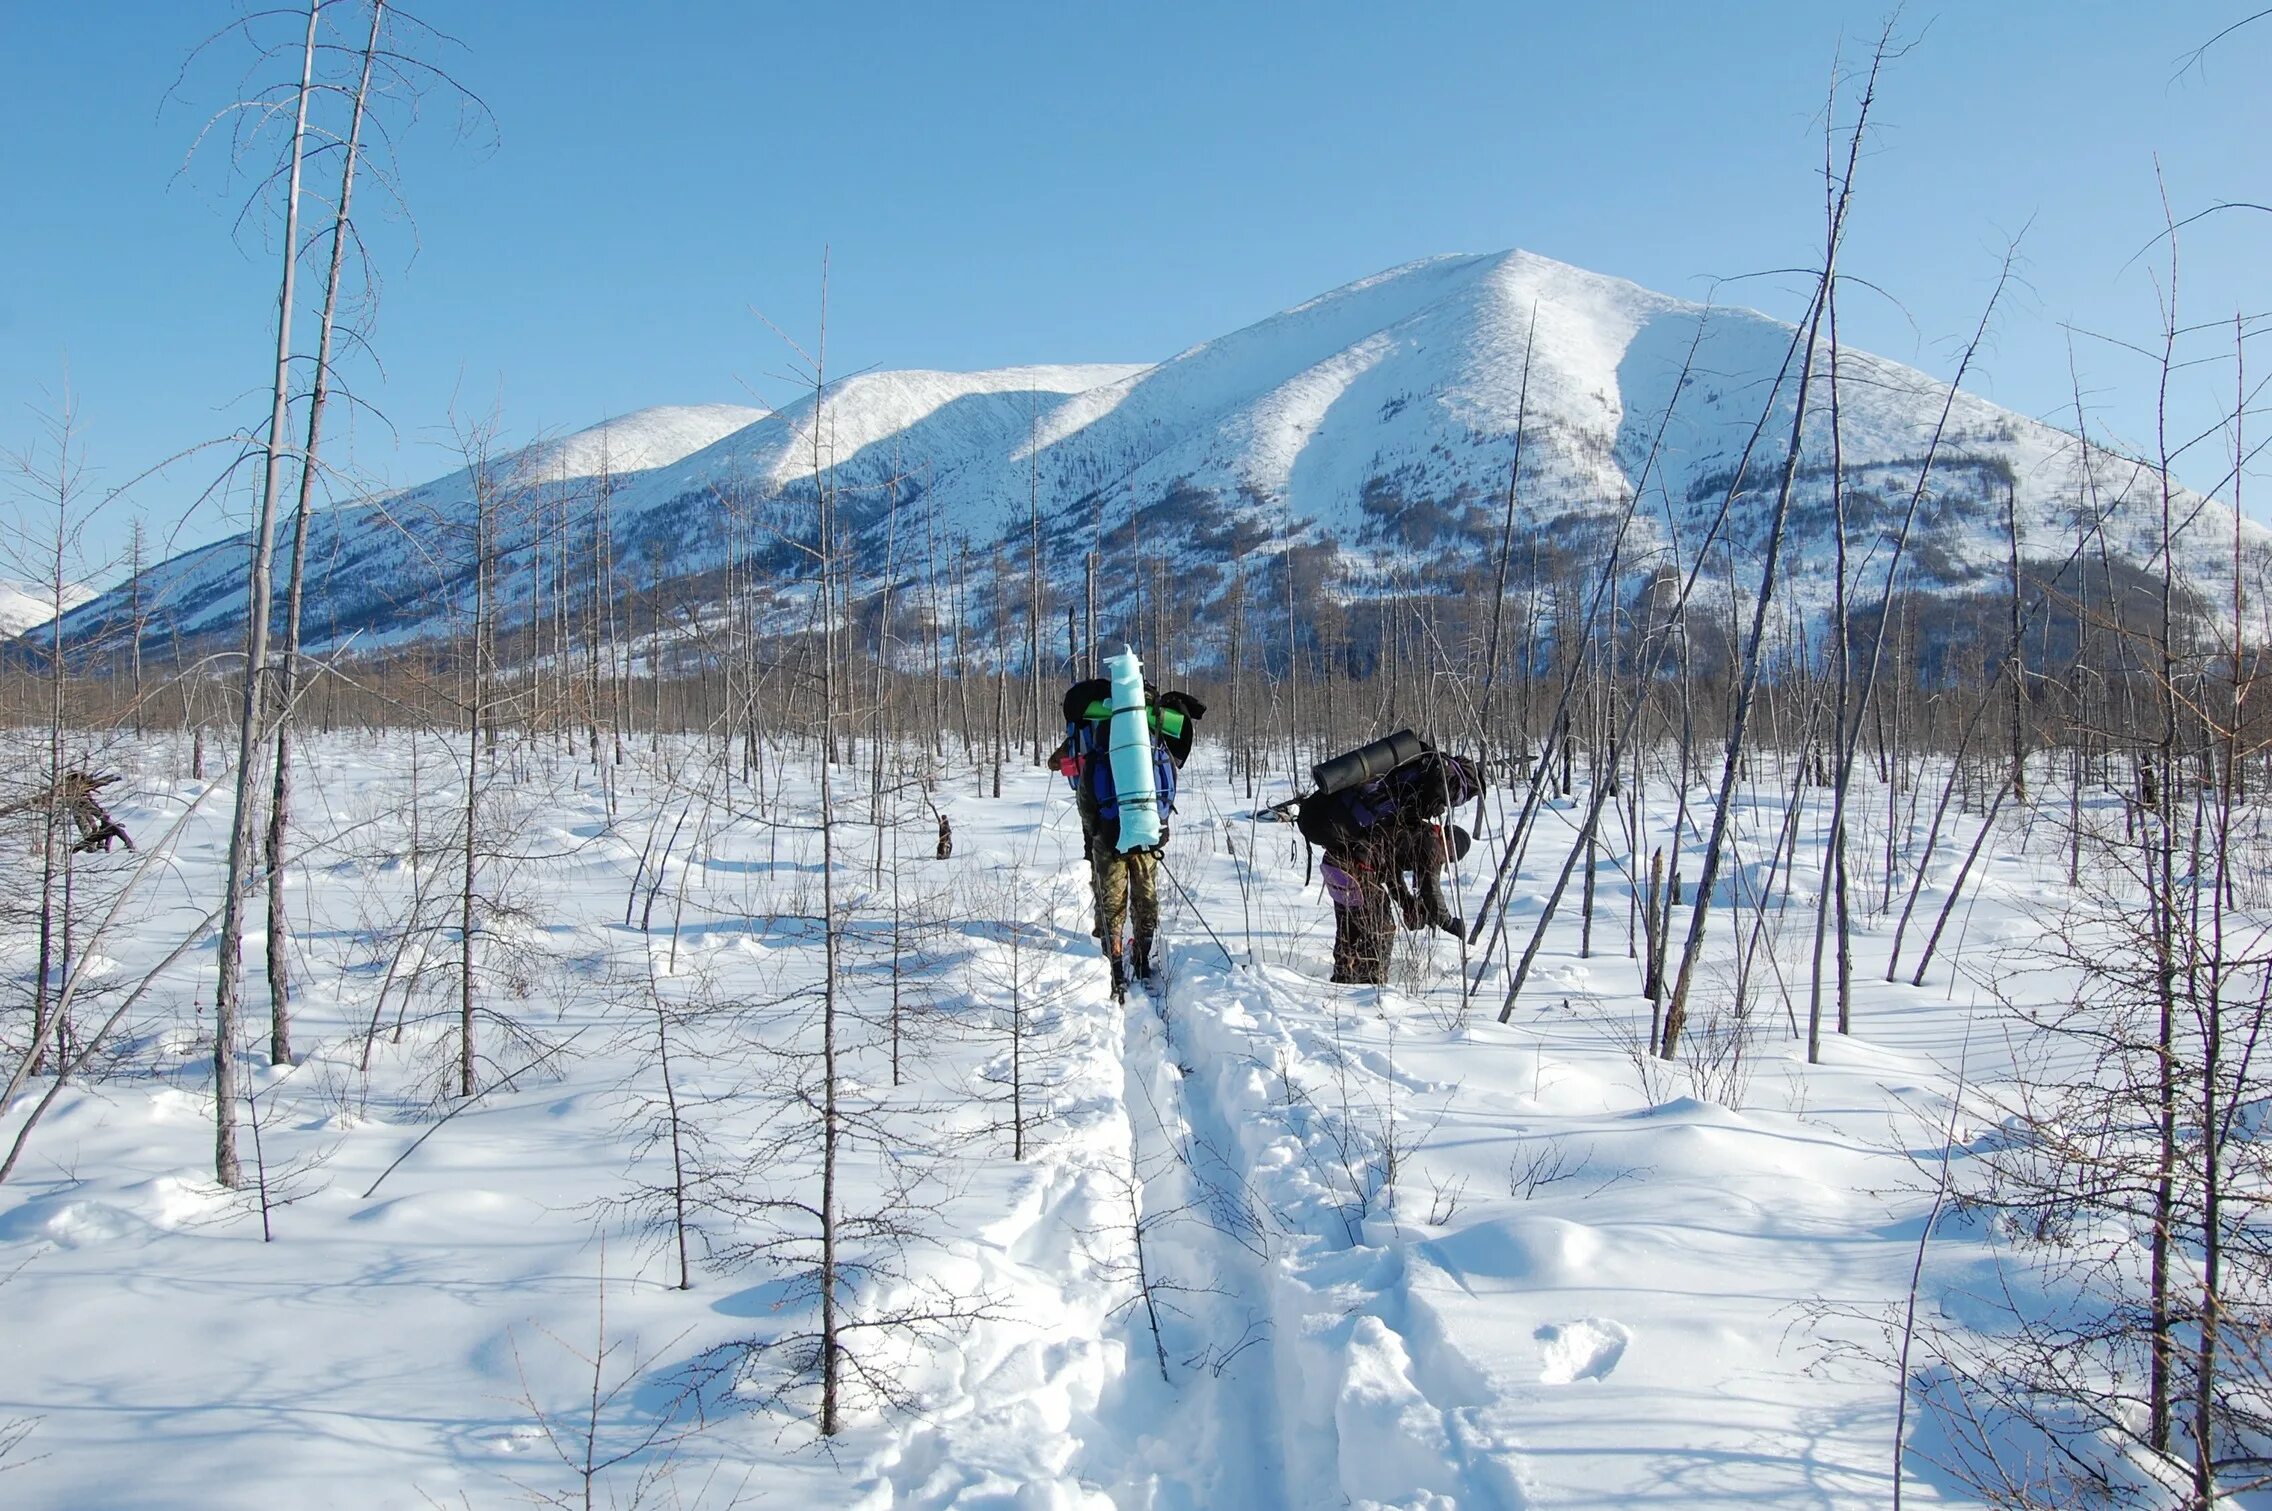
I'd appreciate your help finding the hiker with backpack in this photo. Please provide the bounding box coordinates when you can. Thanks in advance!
[1295,733,1481,986]
[1051,652,1205,999]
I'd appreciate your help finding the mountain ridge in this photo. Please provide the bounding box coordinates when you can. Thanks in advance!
[49,249,2265,660]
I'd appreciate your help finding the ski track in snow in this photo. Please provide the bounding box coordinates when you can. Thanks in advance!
[1160,960,1531,1511]
[0,736,2107,1507]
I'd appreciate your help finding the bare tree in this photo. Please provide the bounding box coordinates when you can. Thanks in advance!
[264,0,386,1066]
[210,0,321,1189]
[1661,33,1883,1059]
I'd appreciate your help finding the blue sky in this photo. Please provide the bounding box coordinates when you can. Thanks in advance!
[3,1,2268,570]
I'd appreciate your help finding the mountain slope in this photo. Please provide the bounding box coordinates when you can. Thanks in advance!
[0,579,95,639]
[509,403,770,479]
[57,252,2262,657]
[69,403,767,649]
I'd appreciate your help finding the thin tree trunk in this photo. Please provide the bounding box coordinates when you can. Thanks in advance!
[213,0,319,1188]
[264,0,383,1066]
[817,327,845,1444]
[1663,46,1884,1057]
[1663,260,1835,1057]
[461,484,489,1100]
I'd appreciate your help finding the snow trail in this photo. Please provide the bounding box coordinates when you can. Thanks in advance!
[1162,956,1533,1510]
[1060,943,1294,1509]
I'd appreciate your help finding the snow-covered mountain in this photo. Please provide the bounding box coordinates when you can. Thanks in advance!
[507,402,770,480]
[0,579,95,639]
[59,403,767,651]
[56,251,2263,658]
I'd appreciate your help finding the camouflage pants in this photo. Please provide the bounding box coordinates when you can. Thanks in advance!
[1090,841,1160,956]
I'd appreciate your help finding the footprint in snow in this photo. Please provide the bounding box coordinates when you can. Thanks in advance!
[1534,1318,1630,1383]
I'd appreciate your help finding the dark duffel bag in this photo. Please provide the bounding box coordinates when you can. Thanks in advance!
[1311,728,1431,797]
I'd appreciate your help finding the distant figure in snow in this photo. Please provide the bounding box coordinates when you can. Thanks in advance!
[0,770,135,854]
[1297,741,1480,985]
[1052,672,1205,999]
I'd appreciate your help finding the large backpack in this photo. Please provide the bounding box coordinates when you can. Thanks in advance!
[1062,678,1194,846]
[1297,745,1483,852]
[1365,750,1482,824]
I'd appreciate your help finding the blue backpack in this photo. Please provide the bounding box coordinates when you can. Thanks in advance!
[1070,710,1181,836]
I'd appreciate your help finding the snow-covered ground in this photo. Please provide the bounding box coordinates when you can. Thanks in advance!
[0,733,2109,1507]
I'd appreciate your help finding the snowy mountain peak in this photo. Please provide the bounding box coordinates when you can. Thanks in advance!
[743,364,1151,486]
[58,249,2264,656]
[509,403,770,483]
[0,579,95,639]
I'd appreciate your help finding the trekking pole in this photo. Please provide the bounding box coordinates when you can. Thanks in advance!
[1158,856,1238,969]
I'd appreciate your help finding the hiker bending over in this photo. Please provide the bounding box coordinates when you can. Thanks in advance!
[1389,816,1472,936]
[1304,803,1397,984]
[1053,674,1205,997]
[1297,744,1480,986]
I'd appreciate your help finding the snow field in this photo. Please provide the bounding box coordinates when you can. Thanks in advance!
[0,734,2096,1507]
